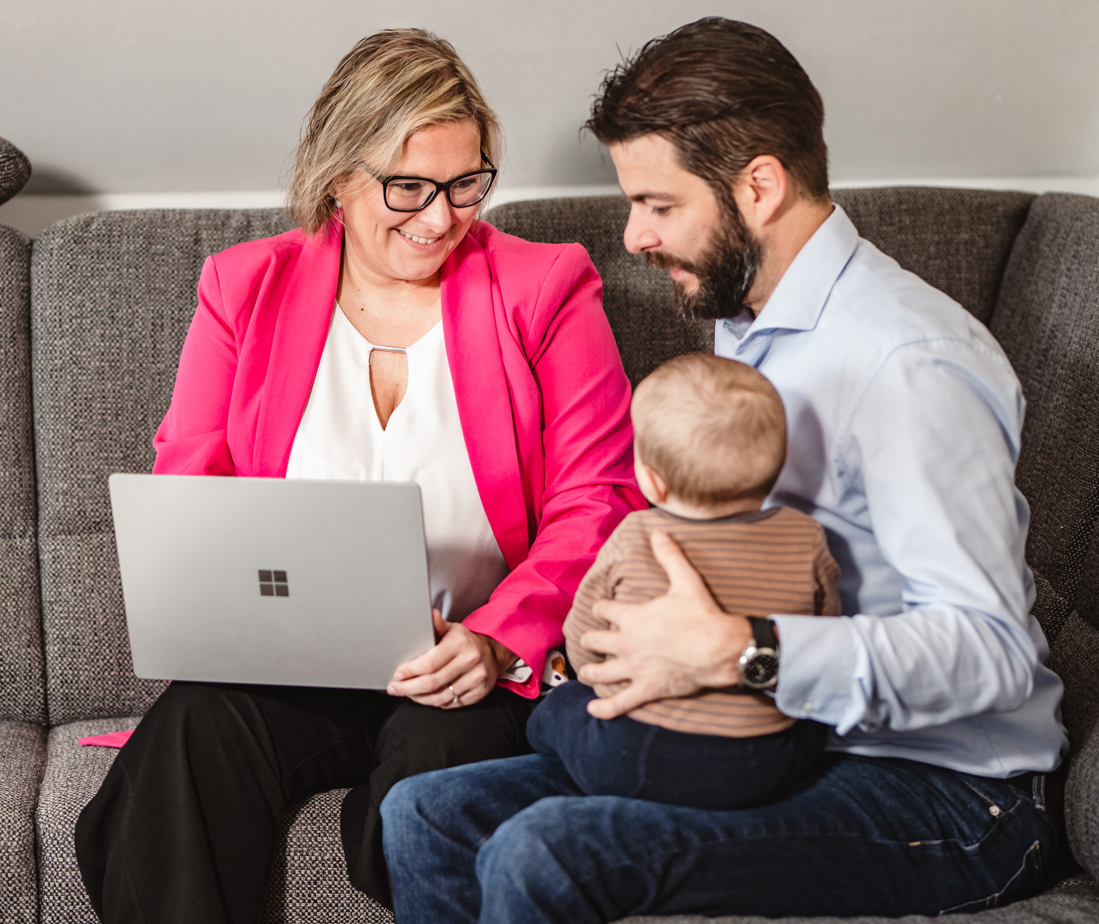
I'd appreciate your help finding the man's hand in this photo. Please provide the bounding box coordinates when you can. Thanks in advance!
[580,531,752,719]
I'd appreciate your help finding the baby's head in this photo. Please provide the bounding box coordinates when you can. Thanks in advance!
[631,355,786,516]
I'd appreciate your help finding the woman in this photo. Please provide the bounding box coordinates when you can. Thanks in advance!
[75,29,644,923]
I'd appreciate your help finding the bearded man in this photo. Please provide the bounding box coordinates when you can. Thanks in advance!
[380,18,1067,923]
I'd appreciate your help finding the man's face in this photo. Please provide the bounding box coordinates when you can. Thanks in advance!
[610,134,762,320]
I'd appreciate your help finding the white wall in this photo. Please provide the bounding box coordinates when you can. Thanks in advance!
[2,0,1098,234]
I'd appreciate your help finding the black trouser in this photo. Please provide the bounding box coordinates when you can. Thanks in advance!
[75,680,534,923]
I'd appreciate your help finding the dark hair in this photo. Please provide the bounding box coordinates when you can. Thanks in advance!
[586,18,828,201]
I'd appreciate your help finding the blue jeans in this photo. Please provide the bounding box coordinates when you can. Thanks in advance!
[381,751,1059,924]
[528,681,828,809]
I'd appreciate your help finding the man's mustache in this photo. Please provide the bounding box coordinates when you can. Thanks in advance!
[644,251,698,275]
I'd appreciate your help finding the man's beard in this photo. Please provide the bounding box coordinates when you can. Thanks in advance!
[645,199,762,321]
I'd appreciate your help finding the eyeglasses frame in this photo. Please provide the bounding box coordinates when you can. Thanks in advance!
[373,153,498,213]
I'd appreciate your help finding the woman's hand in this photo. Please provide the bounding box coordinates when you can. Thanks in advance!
[386,610,515,708]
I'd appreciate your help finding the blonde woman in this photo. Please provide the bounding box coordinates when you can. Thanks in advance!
[75,30,644,922]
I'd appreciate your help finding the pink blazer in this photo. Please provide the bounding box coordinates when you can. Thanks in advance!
[153,217,647,697]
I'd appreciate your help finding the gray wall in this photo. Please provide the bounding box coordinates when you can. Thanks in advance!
[1,0,1098,195]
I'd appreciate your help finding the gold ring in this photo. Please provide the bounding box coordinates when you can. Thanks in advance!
[449,684,460,705]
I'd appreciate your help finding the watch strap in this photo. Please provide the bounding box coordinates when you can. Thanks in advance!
[747,616,778,651]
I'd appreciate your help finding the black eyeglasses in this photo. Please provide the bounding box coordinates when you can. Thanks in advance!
[374,153,497,212]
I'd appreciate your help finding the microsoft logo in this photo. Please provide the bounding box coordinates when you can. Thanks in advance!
[259,570,289,597]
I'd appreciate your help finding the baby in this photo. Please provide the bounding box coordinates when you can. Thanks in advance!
[527,354,840,810]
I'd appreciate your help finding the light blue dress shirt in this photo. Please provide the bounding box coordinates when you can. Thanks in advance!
[714,205,1067,776]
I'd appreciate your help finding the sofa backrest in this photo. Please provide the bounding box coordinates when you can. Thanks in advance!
[485,196,713,387]
[484,187,1034,387]
[831,187,1034,326]
[987,193,1099,881]
[0,223,46,725]
[31,209,293,723]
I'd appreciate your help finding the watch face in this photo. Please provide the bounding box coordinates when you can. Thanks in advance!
[743,651,779,687]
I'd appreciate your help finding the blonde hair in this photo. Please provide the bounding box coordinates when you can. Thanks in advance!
[287,29,503,236]
[632,354,787,506]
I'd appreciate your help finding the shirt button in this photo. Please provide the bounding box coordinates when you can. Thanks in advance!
[803,702,814,713]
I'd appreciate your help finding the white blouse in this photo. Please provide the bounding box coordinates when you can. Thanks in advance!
[285,304,510,623]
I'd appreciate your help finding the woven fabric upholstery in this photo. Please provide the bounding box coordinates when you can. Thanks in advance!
[0,719,47,924]
[261,789,394,924]
[611,874,1099,924]
[484,189,1032,385]
[484,197,713,387]
[0,224,46,725]
[988,194,1099,644]
[1048,610,1099,883]
[31,209,295,723]
[0,138,31,207]
[36,718,136,924]
[832,187,1034,325]
[33,719,393,924]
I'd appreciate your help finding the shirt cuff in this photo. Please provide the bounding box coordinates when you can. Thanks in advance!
[500,656,534,685]
[771,614,858,727]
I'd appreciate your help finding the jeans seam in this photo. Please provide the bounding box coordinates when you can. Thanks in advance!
[936,839,1042,915]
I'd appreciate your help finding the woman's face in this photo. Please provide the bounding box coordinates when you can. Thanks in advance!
[334,121,485,286]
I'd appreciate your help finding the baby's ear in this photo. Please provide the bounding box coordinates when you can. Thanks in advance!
[639,462,670,504]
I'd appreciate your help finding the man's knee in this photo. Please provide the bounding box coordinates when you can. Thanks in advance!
[475,796,578,885]
[379,773,435,833]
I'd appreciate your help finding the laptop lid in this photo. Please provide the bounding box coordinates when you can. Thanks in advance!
[109,473,436,690]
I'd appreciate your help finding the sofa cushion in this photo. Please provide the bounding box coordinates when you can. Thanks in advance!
[30,209,294,723]
[261,788,394,924]
[36,718,393,924]
[0,223,46,725]
[989,193,1099,645]
[0,138,31,207]
[37,718,135,924]
[1047,607,1099,882]
[0,719,47,924]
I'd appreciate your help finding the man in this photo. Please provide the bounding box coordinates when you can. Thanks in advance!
[381,18,1067,923]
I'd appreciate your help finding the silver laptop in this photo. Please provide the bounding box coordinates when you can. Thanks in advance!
[109,473,437,690]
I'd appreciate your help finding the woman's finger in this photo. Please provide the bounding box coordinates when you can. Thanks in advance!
[388,649,472,697]
[402,662,492,708]
[432,608,450,641]
[392,610,452,681]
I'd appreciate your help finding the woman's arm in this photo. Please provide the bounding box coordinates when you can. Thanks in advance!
[152,256,239,475]
[462,244,647,696]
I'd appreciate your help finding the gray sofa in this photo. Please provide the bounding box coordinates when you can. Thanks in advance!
[2,135,1099,922]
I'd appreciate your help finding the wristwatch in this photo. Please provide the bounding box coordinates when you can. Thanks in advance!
[738,617,780,690]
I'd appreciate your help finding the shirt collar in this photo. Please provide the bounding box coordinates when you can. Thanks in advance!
[718,204,859,349]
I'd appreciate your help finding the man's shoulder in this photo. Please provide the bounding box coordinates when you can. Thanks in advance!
[828,236,983,351]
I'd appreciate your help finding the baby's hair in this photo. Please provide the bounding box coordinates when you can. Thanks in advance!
[632,354,787,506]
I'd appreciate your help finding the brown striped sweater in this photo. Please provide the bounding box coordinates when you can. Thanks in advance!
[564,506,841,738]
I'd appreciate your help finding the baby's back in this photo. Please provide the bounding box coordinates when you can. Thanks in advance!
[565,506,840,738]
